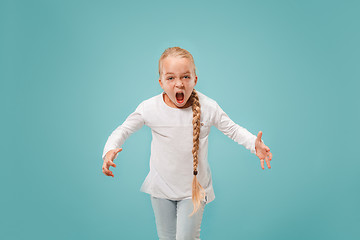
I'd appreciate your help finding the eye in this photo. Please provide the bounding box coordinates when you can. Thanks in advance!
[167,77,174,80]
[183,76,190,79]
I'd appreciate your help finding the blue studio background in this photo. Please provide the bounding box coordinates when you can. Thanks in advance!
[1,0,359,239]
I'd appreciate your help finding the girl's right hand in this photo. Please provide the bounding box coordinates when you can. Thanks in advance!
[102,148,122,177]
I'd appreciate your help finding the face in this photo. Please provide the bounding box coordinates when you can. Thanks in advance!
[159,56,198,109]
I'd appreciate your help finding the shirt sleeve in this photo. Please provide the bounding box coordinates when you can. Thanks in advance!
[213,102,261,155]
[102,101,145,161]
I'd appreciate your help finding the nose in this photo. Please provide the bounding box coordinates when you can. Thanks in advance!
[175,78,184,88]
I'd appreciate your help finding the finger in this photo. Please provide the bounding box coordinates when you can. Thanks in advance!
[265,146,270,152]
[265,156,271,169]
[102,168,108,175]
[102,166,110,174]
[106,161,116,168]
[257,131,263,142]
[268,152,272,161]
[102,165,113,176]
[260,159,265,170]
[103,168,114,177]
[110,161,116,168]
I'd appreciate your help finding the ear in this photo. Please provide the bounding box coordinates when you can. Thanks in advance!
[194,75,198,86]
[158,78,164,89]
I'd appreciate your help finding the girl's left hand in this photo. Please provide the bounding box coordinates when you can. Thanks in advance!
[255,131,272,170]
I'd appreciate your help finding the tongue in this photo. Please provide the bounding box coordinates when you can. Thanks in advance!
[176,93,184,102]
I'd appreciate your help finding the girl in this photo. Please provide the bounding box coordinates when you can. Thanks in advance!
[102,47,272,240]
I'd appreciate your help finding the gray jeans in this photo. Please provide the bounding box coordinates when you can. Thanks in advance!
[150,196,206,240]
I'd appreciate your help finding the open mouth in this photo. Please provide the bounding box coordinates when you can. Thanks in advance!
[176,92,185,104]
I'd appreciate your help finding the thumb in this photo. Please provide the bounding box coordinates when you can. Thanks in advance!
[113,148,122,160]
[257,131,263,141]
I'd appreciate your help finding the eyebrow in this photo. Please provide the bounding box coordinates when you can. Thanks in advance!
[165,71,190,75]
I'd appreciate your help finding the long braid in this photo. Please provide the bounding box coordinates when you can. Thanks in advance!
[158,47,203,216]
[190,89,205,216]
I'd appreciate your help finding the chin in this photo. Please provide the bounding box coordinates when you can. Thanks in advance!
[173,101,185,107]
[177,103,186,108]
[177,98,191,108]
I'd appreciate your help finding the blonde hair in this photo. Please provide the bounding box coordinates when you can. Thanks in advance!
[158,47,205,216]
[158,46,197,77]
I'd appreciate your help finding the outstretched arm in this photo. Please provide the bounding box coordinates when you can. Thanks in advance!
[101,101,145,177]
[213,102,272,169]
[213,102,258,154]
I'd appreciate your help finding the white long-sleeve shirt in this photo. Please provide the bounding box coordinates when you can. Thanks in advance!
[102,91,258,204]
